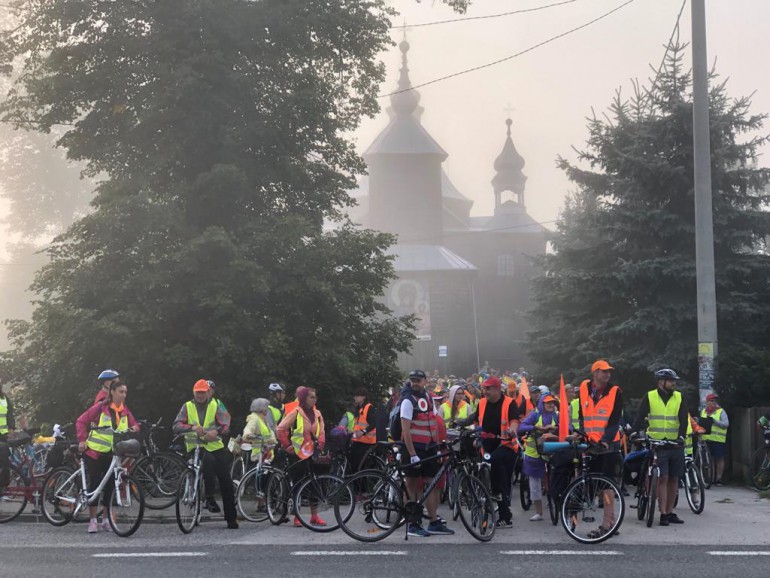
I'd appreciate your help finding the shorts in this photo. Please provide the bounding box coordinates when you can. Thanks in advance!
[706,440,727,459]
[401,445,441,479]
[588,443,621,481]
[656,446,685,477]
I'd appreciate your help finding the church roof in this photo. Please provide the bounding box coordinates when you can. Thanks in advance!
[471,204,545,234]
[386,244,477,273]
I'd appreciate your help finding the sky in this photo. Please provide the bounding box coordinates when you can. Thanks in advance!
[352,0,770,229]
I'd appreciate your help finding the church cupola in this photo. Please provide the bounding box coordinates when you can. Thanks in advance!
[492,118,527,209]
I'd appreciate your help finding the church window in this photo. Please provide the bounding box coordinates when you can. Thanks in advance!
[497,254,515,278]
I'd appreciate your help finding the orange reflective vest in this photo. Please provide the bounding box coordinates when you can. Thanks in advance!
[352,403,376,445]
[578,380,621,443]
[477,397,519,451]
[284,399,299,415]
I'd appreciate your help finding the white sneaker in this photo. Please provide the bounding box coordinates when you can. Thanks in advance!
[529,513,544,522]
[101,518,112,532]
[87,519,99,533]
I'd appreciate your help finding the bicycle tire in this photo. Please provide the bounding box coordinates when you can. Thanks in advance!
[699,446,713,489]
[450,470,462,521]
[636,490,647,521]
[133,453,186,510]
[457,473,496,542]
[266,471,290,525]
[750,448,770,491]
[108,474,145,537]
[560,474,624,545]
[175,469,200,534]
[296,473,350,533]
[230,455,245,483]
[645,469,658,528]
[0,465,29,523]
[41,466,81,527]
[546,487,558,526]
[333,470,403,543]
[236,466,273,523]
[519,473,531,511]
[684,461,705,514]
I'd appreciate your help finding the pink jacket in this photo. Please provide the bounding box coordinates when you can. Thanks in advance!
[76,402,139,460]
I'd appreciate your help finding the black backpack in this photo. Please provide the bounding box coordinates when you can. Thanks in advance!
[388,389,419,441]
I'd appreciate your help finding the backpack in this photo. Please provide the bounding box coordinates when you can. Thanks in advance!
[388,387,419,441]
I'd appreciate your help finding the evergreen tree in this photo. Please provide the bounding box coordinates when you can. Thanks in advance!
[528,45,770,406]
[0,0,424,423]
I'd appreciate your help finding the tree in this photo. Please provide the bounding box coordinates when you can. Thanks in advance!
[0,0,421,424]
[527,45,770,407]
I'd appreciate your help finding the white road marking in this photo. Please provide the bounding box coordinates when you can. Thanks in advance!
[708,552,770,556]
[291,551,407,556]
[501,550,622,556]
[92,552,208,558]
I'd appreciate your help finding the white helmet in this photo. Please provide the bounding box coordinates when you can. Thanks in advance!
[538,385,550,395]
[268,382,284,393]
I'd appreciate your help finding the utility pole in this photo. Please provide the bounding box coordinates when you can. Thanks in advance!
[692,0,717,406]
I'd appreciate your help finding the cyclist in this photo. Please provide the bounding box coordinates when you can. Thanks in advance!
[519,394,561,521]
[267,382,286,430]
[632,368,687,526]
[398,369,454,537]
[701,393,729,486]
[440,384,470,424]
[350,388,376,472]
[0,382,16,487]
[456,375,521,529]
[93,369,120,406]
[76,379,140,533]
[520,384,539,418]
[276,386,327,527]
[243,398,276,463]
[565,384,580,430]
[173,379,238,529]
[577,359,623,538]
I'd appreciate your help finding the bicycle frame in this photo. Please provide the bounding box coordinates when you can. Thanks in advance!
[54,453,127,516]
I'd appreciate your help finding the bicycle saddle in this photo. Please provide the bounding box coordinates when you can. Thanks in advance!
[115,439,141,458]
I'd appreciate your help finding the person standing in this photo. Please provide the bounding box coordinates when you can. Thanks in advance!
[577,359,623,538]
[701,393,729,486]
[350,388,376,472]
[93,369,120,406]
[519,394,560,521]
[76,380,140,533]
[440,384,470,425]
[633,369,688,526]
[0,382,16,486]
[243,398,276,463]
[266,383,286,430]
[173,379,238,529]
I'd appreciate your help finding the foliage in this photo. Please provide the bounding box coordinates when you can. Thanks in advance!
[528,45,770,406]
[0,0,417,425]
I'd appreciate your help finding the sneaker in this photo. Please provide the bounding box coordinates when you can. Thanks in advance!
[529,513,544,522]
[427,520,455,535]
[659,513,670,526]
[205,498,221,513]
[227,520,239,529]
[293,516,302,527]
[407,524,431,537]
[667,513,685,524]
[100,518,112,532]
[87,519,99,534]
[496,518,513,529]
[310,515,327,527]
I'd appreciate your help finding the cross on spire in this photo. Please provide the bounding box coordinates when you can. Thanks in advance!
[401,18,412,42]
[504,103,515,118]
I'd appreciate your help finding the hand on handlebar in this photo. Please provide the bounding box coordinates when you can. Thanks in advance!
[78,442,87,452]
[410,455,420,465]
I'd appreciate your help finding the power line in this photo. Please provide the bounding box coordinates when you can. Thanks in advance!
[392,0,580,28]
[380,0,637,98]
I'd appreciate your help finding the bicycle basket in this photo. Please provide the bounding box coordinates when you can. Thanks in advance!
[114,439,141,458]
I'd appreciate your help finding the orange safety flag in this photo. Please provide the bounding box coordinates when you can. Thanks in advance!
[558,374,569,442]
[520,376,531,402]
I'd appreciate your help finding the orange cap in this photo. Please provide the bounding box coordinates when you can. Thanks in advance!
[193,379,210,392]
[591,360,614,372]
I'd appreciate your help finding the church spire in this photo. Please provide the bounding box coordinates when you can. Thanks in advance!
[492,117,527,208]
[389,39,423,118]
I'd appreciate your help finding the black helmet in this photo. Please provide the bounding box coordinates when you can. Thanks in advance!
[655,368,680,381]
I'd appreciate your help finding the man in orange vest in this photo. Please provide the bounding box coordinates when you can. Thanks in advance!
[578,359,624,537]
[456,375,522,529]
[350,387,377,472]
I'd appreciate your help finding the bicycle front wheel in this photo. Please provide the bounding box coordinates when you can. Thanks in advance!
[133,453,186,510]
[175,469,201,534]
[519,473,531,511]
[751,448,770,491]
[645,469,658,527]
[295,474,349,533]
[334,470,403,543]
[108,474,145,537]
[699,446,713,489]
[266,471,290,525]
[457,473,496,542]
[41,466,81,527]
[561,474,624,545]
[236,466,272,523]
[684,461,706,514]
[0,465,29,523]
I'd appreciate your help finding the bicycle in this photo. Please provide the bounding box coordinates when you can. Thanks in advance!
[693,433,713,489]
[175,433,207,534]
[265,443,350,532]
[682,453,706,514]
[0,434,32,523]
[130,418,186,510]
[40,430,145,537]
[631,436,683,528]
[333,429,496,543]
[542,438,625,544]
[235,436,278,523]
[750,426,770,491]
[444,428,494,521]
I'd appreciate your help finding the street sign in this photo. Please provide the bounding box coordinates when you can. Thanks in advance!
[438,345,448,358]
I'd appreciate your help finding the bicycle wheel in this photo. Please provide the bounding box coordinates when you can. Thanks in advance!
[334,470,403,543]
[236,466,272,523]
[456,473,496,542]
[175,469,201,534]
[560,474,624,545]
[230,455,245,483]
[133,453,186,510]
[645,470,658,528]
[295,474,349,533]
[41,466,81,526]
[108,474,145,537]
[519,473,531,511]
[450,469,462,521]
[266,471,290,525]
[684,461,705,514]
[636,488,647,521]
[751,449,770,491]
[546,485,558,526]
[699,446,713,489]
[0,465,29,523]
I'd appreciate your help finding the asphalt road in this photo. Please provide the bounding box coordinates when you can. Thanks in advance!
[2,484,768,578]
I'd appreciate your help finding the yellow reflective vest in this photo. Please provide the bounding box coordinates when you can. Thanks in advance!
[439,401,469,423]
[291,412,321,459]
[86,410,128,453]
[0,397,8,435]
[185,400,225,452]
[701,408,727,443]
[646,390,682,441]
